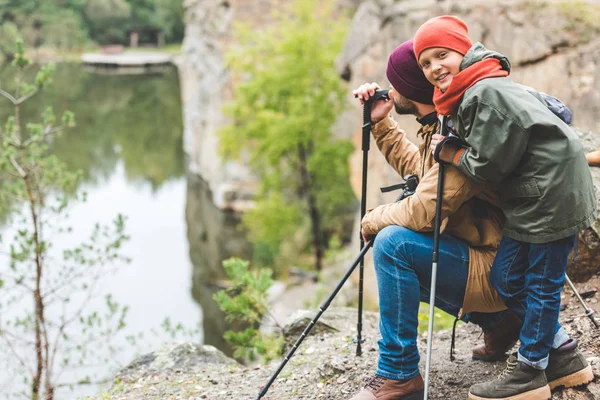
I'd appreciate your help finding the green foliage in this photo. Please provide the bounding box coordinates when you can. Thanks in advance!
[0,41,131,399]
[556,1,600,38]
[219,0,354,270]
[0,0,185,57]
[417,303,457,333]
[213,258,282,363]
[241,193,303,268]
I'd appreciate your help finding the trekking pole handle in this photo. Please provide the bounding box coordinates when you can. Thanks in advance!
[357,90,390,151]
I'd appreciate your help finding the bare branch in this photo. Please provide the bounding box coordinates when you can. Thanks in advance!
[0,332,34,376]
[22,125,66,147]
[0,88,17,104]
[9,156,27,178]
[15,89,39,105]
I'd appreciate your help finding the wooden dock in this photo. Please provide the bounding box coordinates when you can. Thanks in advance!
[81,51,173,67]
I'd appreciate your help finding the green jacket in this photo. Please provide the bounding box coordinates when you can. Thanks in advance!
[449,43,597,243]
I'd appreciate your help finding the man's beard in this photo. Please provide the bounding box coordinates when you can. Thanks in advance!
[394,97,418,115]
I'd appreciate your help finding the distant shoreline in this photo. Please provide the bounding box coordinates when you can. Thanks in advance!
[0,44,182,65]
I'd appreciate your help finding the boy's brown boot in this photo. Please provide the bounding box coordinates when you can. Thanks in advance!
[586,149,600,166]
[472,312,522,362]
[546,339,594,390]
[468,355,551,400]
[349,374,424,400]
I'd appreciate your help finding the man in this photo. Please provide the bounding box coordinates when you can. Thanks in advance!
[348,40,520,400]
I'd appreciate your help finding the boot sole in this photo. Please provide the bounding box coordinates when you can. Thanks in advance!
[468,385,551,400]
[548,365,594,390]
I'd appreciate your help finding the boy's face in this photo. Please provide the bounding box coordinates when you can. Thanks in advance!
[418,47,464,92]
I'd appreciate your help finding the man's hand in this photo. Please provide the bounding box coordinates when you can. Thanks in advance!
[430,133,461,163]
[361,227,374,243]
[352,82,394,124]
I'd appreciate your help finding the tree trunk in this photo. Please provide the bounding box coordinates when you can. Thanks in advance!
[298,144,324,272]
[16,102,45,400]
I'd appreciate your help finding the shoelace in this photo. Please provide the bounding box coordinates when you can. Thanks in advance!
[365,375,386,391]
[497,357,518,380]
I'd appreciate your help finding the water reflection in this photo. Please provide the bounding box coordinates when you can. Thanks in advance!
[0,63,184,189]
[0,62,252,397]
[186,173,253,356]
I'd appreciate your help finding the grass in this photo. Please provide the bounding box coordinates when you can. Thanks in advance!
[418,302,458,333]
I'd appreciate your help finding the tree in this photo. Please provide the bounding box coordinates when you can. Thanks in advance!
[219,0,354,272]
[0,41,130,400]
[83,0,131,44]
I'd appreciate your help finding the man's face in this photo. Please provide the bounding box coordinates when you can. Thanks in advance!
[391,88,418,115]
[418,47,464,92]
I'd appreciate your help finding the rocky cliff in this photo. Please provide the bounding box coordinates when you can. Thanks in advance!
[334,0,600,302]
[337,0,600,216]
[179,0,599,211]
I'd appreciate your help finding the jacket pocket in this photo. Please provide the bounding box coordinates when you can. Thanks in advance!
[500,178,541,199]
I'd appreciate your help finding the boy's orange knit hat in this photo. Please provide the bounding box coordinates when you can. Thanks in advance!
[413,16,472,60]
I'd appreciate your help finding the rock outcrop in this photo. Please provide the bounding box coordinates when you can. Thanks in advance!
[179,0,600,212]
[337,0,600,217]
[334,0,600,301]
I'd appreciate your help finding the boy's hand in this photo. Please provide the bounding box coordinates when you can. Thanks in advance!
[352,82,393,124]
[431,133,462,163]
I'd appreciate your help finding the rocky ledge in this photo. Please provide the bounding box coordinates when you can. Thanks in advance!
[93,278,600,400]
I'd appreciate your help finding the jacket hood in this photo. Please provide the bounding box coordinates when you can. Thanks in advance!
[460,42,511,73]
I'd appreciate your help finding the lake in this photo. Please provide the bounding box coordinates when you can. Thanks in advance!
[0,63,250,399]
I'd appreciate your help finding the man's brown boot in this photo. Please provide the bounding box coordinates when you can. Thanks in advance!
[586,149,600,166]
[349,374,424,400]
[472,312,522,362]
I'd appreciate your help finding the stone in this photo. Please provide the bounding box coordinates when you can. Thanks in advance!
[118,343,238,380]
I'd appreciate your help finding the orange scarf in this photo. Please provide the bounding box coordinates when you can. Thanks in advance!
[433,58,509,115]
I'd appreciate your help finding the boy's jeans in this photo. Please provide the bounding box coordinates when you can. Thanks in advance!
[372,225,506,380]
[490,235,575,370]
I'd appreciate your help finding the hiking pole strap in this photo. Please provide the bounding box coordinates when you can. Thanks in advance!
[256,241,374,399]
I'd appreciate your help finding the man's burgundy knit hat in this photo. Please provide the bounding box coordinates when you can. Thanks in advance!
[386,40,434,105]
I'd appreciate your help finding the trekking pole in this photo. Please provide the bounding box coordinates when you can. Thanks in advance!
[424,116,447,400]
[355,89,390,356]
[568,241,599,328]
[255,174,418,400]
[256,241,373,400]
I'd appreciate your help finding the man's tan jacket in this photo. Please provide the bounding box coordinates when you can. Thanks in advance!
[361,114,506,315]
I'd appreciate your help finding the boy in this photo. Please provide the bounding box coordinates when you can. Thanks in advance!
[414,15,596,400]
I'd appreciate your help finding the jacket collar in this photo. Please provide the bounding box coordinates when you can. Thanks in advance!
[416,111,438,127]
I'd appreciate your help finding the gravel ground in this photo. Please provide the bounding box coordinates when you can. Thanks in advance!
[90,277,600,400]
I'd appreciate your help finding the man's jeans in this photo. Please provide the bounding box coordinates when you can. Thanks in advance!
[490,235,575,370]
[373,225,505,380]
